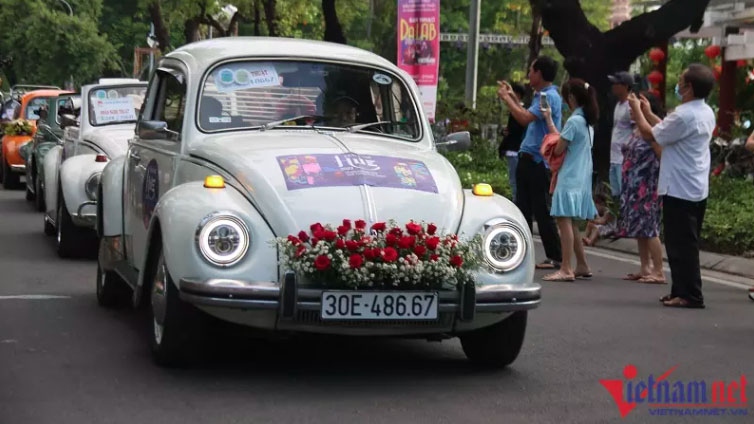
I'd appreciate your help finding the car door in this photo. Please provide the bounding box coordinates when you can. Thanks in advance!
[124,67,187,270]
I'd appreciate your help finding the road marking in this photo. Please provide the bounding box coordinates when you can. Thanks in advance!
[0,295,71,300]
[533,237,752,290]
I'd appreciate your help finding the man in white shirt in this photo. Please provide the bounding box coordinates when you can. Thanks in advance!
[607,71,635,199]
[630,63,716,309]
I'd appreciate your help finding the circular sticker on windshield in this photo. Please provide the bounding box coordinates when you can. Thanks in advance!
[96,90,107,99]
[107,90,119,99]
[218,68,234,85]
[234,69,250,85]
[372,73,392,85]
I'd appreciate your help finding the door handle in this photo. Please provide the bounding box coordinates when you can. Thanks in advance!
[128,151,141,162]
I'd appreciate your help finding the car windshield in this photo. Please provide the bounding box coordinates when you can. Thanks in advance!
[198,60,421,140]
[88,85,147,126]
[26,97,51,120]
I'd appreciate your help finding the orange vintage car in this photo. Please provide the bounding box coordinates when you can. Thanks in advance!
[1,88,73,189]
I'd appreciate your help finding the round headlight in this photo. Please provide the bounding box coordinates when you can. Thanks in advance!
[195,214,250,267]
[483,223,526,271]
[85,172,102,200]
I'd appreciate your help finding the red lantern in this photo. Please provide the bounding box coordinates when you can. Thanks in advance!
[648,48,665,64]
[647,70,664,85]
[737,59,747,68]
[704,45,721,59]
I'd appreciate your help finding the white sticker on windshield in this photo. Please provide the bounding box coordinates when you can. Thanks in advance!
[215,65,280,93]
[107,90,119,99]
[92,97,137,124]
[208,116,232,123]
[95,90,107,99]
[373,73,392,85]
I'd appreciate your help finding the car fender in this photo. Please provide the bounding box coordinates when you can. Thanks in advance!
[2,135,32,166]
[59,154,108,218]
[99,156,125,237]
[42,145,63,219]
[457,191,535,287]
[136,182,278,293]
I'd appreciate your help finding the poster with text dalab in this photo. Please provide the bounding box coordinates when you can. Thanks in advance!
[397,0,439,122]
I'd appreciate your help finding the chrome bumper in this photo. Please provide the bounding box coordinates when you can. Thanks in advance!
[73,201,96,226]
[179,276,541,317]
[10,164,25,173]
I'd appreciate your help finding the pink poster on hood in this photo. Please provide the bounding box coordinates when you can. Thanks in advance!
[397,0,440,122]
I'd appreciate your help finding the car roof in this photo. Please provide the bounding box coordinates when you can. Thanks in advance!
[167,37,396,71]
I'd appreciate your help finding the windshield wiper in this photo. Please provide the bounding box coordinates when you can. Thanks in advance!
[260,115,327,131]
[344,121,392,132]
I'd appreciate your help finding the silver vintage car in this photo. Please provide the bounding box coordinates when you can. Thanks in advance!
[96,37,540,367]
[43,79,147,257]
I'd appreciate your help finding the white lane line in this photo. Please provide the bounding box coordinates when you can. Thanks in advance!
[533,237,752,290]
[0,295,71,300]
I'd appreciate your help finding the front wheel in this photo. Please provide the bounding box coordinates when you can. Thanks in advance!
[2,158,20,189]
[460,311,528,368]
[148,245,207,367]
[35,174,45,212]
[56,192,93,258]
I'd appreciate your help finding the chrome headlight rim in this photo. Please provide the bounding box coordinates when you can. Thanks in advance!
[85,172,102,201]
[195,212,250,267]
[482,220,527,272]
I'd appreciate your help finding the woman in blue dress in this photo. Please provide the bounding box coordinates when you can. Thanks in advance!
[541,79,599,282]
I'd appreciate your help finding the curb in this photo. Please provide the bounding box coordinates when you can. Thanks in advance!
[531,223,754,281]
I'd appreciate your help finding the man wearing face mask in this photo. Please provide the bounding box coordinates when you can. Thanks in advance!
[629,63,716,309]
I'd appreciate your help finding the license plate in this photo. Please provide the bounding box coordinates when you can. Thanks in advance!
[320,291,438,320]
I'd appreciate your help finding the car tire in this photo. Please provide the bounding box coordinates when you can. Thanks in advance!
[96,261,131,308]
[25,185,34,201]
[148,244,206,367]
[460,311,528,368]
[2,159,21,189]
[56,192,87,258]
[35,175,45,212]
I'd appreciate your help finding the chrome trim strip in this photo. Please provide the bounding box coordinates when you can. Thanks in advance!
[76,201,96,217]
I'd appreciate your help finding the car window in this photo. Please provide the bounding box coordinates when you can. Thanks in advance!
[198,60,421,140]
[26,97,50,120]
[154,72,186,135]
[87,85,147,126]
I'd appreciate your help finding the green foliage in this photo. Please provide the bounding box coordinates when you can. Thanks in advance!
[0,0,119,87]
[442,137,512,200]
[2,119,34,136]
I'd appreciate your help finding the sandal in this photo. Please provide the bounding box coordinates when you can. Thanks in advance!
[659,294,673,302]
[542,272,575,282]
[536,259,561,269]
[637,275,666,284]
[623,273,645,281]
[662,297,705,309]
[575,272,593,279]
[748,288,754,302]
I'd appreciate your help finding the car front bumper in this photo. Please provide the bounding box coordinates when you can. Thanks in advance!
[10,164,25,173]
[179,275,541,336]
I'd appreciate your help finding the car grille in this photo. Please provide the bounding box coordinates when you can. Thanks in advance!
[294,310,454,328]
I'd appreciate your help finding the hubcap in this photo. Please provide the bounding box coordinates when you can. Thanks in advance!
[56,204,62,245]
[151,258,168,345]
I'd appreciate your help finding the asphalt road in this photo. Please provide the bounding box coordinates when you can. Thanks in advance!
[0,188,752,424]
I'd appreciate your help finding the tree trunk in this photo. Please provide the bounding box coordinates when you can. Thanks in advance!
[147,1,171,53]
[254,0,261,36]
[184,17,202,44]
[323,0,347,44]
[263,0,278,37]
[530,0,712,182]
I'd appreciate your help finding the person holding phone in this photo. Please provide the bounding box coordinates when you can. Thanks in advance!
[497,56,563,270]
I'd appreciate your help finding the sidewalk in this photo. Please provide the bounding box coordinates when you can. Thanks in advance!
[531,223,754,281]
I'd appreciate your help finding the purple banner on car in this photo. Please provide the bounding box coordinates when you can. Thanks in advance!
[277,153,438,193]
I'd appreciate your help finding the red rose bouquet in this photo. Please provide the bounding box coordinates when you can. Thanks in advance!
[275,219,482,290]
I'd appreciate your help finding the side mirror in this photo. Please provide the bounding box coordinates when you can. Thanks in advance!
[436,131,471,152]
[138,120,170,140]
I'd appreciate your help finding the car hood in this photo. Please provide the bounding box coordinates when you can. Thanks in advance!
[82,123,135,158]
[189,131,464,237]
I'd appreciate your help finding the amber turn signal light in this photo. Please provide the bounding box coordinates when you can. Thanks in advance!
[204,175,226,189]
[472,183,494,196]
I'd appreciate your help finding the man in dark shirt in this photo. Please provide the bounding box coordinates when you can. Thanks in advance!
[498,82,527,201]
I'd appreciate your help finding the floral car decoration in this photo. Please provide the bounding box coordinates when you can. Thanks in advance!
[2,119,34,136]
[275,219,482,290]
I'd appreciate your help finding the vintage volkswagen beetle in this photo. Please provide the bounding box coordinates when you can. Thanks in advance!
[1,87,72,189]
[96,37,540,367]
[42,79,147,257]
[23,93,81,211]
